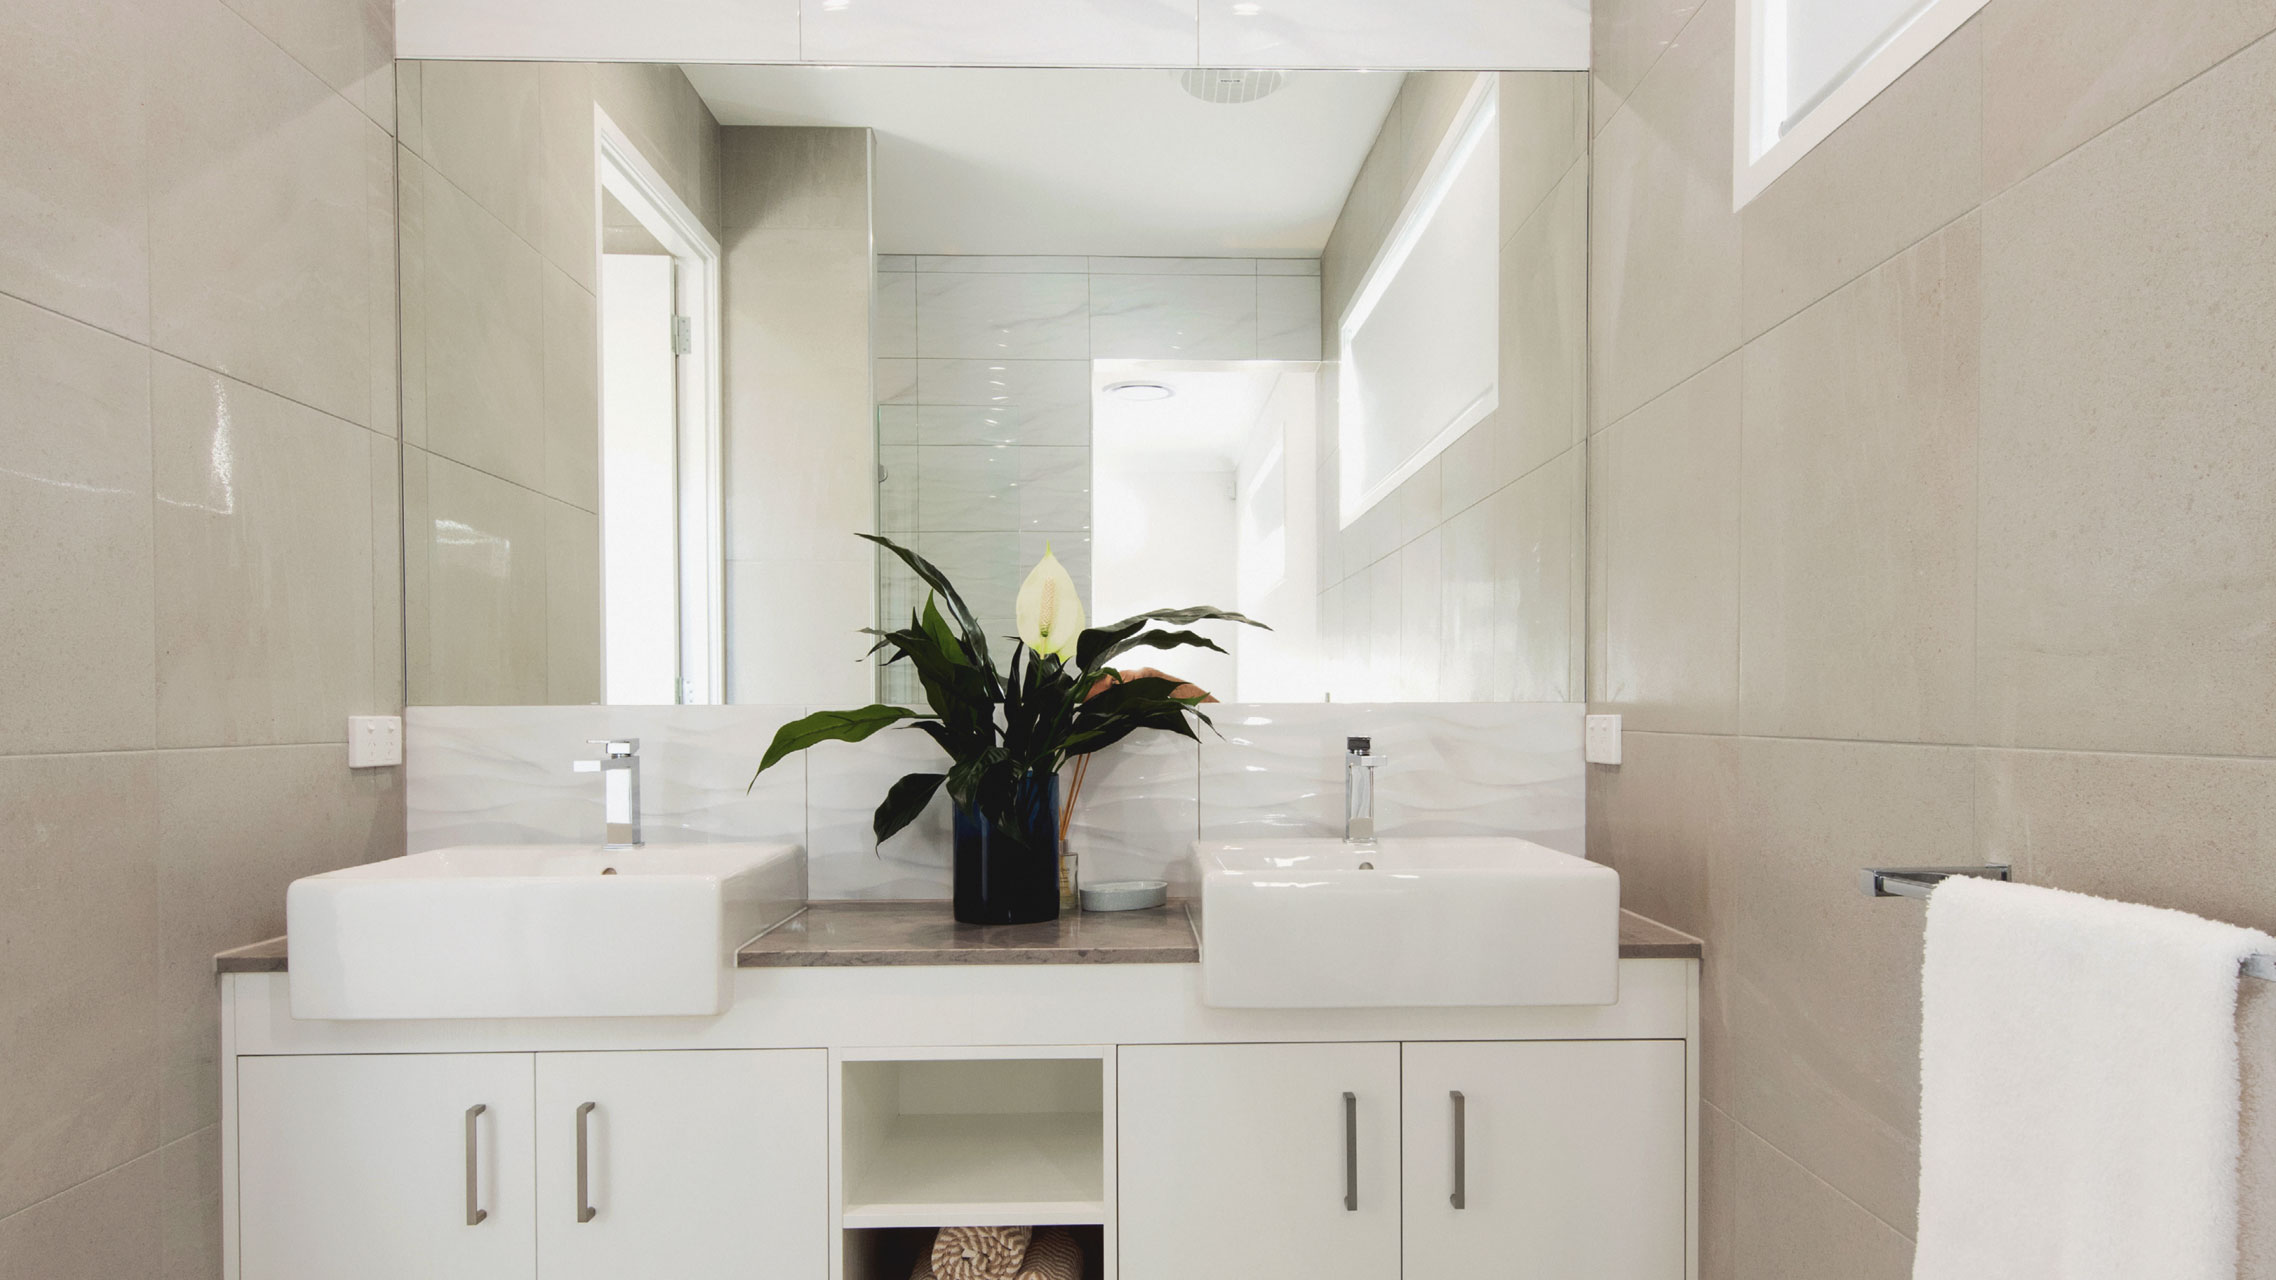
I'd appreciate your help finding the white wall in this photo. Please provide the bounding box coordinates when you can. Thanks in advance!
[1095,465,1241,699]
[600,253,682,703]
[720,127,877,705]
[1235,368,1324,700]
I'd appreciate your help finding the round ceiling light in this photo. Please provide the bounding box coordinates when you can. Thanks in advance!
[1104,380,1177,402]
[1178,68,1289,105]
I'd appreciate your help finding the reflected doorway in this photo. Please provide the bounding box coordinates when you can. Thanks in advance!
[1090,360,1323,703]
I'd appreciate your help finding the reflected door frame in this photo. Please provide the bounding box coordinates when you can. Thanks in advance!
[595,107,725,704]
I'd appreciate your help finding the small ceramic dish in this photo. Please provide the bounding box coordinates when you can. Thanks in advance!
[1079,879,1169,912]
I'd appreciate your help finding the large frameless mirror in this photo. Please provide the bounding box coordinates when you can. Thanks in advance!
[397,61,1587,707]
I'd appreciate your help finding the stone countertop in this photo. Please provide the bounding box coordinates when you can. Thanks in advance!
[214,906,1701,972]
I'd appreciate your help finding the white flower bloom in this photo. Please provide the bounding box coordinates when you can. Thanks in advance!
[1015,547,1086,659]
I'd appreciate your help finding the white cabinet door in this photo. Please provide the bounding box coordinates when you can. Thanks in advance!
[1402,1040,1687,1279]
[1118,1043,1400,1280]
[535,1049,829,1280]
[238,1052,537,1280]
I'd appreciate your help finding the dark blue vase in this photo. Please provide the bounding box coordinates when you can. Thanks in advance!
[952,772,1061,925]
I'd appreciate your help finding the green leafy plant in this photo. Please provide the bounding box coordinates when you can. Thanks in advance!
[751,534,1266,845]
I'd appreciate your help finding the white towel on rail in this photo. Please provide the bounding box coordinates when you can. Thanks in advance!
[1913,877,2274,1280]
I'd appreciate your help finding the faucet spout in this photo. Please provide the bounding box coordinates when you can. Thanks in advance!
[572,739,643,849]
[1344,736,1386,843]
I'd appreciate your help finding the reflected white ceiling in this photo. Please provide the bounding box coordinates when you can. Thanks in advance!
[1092,361,1290,471]
[681,65,1403,258]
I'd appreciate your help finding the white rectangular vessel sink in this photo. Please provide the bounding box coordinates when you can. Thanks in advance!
[1195,837,1619,1008]
[286,843,805,1020]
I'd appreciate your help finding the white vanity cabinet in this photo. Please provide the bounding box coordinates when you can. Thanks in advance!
[1117,1040,1688,1280]
[1117,1043,1403,1280]
[234,1048,827,1280]
[238,1052,538,1280]
[1400,1040,1687,1279]
[222,949,1702,1280]
[534,1050,829,1278]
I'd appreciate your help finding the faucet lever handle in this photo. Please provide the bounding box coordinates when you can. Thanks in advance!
[584,738,639,758]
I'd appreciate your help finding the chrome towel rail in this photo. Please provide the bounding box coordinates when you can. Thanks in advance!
[1860,864,2276,982]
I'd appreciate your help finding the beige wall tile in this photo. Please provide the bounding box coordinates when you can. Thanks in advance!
[396,148,430,449]
[1499,72,1587,233]
[364,126,399,435]
[593,62,727,237]
[1722,736,1975,1236]
[147,0,383,427]
[370,435,405,713]
[1983,0,2276,192]
[0,753,160,1219]
[1589,0,1741,428]
[152,358,376,747]
[0,1149,161,1279]
[1727,1116,1915,1278]
[1586,732,1734,1114]
[1590,0,1705,136]
[1980,748,2276,935]
[1739,217,1980,744]
[1698,1103,1737,1280]
[1398,529,1442,701]
[1584,429,1609,704]
[0,0,149,341]
[1977,35,2276,756]
[155,745,401,1140]
[159,1127,220,1280]
[416,452,553,706]
[546,501,603,705]
[1396,73,1481,209]
[219,0,396,131]
[1490,447,1581,701]
[1444,157,1588,518]
[723,224,874,563]
[723,126,873,233]
[0,295,157,754]
[1599,357,1741,735]
[543,265,600,511]
[401,443,434,698]
[1438,491,1493,700]
[410,60,598,288]
[1585,732,1736,1097]
[1740,18,1983,339]
[410,153,546,489]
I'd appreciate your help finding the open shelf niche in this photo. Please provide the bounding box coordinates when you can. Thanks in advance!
[843,1226,1106,1280]
[838,1051,1109,1230]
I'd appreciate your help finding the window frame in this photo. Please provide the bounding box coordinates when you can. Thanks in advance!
[1734,0,1990,208]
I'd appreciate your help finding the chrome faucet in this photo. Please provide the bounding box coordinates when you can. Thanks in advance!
[1344,736,1387,843]
[572,739,643,849]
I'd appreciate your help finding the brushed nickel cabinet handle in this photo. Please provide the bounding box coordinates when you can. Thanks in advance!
[464,1104,488,1226]
[1343,1091,1359,1211]
[1450,1091,1468,1209]
[576,1102,598,1223]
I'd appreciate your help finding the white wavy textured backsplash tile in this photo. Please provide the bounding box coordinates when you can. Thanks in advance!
[407,702,1586,899]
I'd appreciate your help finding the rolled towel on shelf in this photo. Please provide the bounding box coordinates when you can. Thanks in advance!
[1015,1228,1083,1280]
[929,1226,1033,1280]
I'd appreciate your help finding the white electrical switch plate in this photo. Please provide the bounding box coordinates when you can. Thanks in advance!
[348,715,404,768]
[1584,714,1622,765]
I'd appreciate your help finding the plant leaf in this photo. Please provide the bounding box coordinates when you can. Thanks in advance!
[872,772,946,844]
[1089,627,1230,671]
[754,705,928,776]
[861,534,996,674]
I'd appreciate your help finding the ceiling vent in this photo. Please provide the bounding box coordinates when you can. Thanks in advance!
[1178,68,1289,105]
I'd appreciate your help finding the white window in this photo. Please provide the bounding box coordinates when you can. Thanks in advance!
[1337,75,1500,529]
[1735,0,1989,207]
